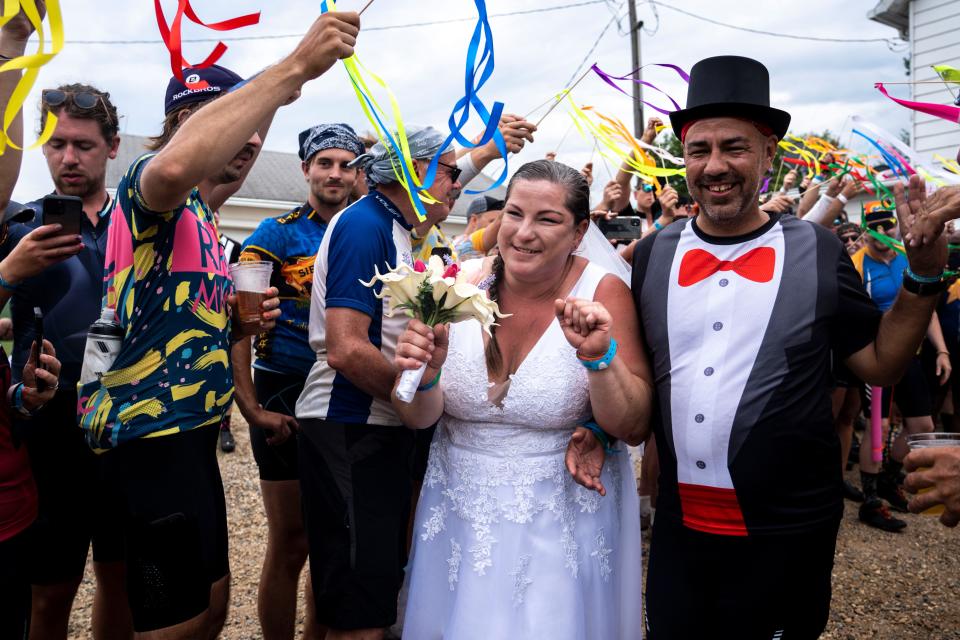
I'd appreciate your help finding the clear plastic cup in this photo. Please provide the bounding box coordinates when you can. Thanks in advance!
[906,432,960,515]
[229,261,273,332]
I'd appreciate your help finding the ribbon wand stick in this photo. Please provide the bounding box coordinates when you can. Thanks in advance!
[532,66,593,128]
[358,0,375,16]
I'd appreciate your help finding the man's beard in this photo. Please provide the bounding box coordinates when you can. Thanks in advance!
[694,174,757,227]
[314,185,349,209]
[54,173,101,200]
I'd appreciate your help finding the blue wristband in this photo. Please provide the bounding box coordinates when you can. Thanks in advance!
[0,269,19,292]
[418,369,441,392]
[583,420,617,454]
[905,267,943,284]
[653,221,663,231]
[577,338,617,371]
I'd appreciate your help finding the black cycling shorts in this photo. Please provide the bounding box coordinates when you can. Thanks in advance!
[0,525,32,639]
[646,515,840,640]
[24,389,123,585]
[298,418,413,631]
[250,369,304,481]
[98,424,229,632]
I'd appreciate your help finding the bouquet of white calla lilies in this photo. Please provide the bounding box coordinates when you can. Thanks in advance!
[360,255,507,402]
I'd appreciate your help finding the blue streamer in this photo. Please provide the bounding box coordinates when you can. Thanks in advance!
[852,129,908,179]
[320,0,508,204]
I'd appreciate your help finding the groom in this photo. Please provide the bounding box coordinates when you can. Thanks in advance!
[629,55,960,638]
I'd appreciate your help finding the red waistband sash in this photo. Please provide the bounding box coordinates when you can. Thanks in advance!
[677,483,748,536]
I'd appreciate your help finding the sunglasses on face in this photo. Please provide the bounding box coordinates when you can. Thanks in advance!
[639,183,655,193]
[437,159,462,184]
[840,235,859,245]
[42,89,115,126]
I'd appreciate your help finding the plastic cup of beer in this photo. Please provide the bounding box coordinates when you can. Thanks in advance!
[229,261,273,334]
[906,432,960,515]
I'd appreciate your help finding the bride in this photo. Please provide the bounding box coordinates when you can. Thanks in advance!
[392,160,653,639]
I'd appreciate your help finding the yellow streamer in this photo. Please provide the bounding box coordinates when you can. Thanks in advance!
[566,97,685,191]
[0,0,65,154]
[778,139,820,175]
[935,153,960,175]
[324,0,438,220]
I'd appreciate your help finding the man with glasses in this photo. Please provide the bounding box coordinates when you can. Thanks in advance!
[295,125,461,639]
[231,122,364,639]
[0,81,133,639]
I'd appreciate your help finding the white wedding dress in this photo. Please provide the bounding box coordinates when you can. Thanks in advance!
[402,262,643,640]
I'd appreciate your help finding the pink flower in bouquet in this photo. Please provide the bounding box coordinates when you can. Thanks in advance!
[414,260,427,273]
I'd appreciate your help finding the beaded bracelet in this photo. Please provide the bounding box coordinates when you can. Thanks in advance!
[418,369,441,392]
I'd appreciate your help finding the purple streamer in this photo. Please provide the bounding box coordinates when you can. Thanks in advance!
[760,176,771,194]
[590,63,689,116]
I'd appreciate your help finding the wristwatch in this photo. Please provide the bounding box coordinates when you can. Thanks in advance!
[902,271,947,296]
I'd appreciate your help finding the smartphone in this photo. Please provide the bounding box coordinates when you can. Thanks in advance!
[41,194,83,237]
[599,216,644,240]
[33,307,46,393]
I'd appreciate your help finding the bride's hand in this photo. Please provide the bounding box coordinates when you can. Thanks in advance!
[554,297,613,358]
[395,318,449,378]
[565,426,606,496]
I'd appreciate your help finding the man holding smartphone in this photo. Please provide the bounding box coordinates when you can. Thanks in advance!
[0,82,132,638]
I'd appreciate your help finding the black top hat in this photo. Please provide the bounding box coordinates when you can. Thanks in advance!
[669,56,791,140]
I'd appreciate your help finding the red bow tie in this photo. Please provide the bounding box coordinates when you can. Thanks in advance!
[678,247,776,287]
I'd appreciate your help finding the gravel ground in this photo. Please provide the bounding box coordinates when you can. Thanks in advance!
[67,415,960,639]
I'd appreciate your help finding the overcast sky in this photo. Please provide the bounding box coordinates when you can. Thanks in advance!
[10,0,911,203]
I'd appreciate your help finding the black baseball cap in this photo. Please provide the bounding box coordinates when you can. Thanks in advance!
[164,64,244,115]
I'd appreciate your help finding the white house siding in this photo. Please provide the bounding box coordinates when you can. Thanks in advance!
[910,0,960,163]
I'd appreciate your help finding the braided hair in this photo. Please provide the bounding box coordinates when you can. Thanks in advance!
[484,160,591,375]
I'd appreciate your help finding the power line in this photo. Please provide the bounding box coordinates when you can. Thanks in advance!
[651,1,907,48]
[51,0,611,45]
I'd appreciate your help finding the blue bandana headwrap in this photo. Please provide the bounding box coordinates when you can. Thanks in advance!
[298,123,365,162]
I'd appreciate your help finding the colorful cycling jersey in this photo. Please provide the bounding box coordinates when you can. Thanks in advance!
[78,154,235,452]
[851,247,908,311]
[240,203,327,377]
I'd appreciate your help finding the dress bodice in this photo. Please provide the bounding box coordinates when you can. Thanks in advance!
[439,262,608,454]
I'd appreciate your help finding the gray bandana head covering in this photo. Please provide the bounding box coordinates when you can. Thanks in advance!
[350,125,450,187]
[298,123,364,162]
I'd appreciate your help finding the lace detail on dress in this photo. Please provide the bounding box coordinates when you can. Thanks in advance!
[591,528,613,583]
[447,539,461,592]
[511,555,534,607]
[421,504,447,542]
[417,263,622,581]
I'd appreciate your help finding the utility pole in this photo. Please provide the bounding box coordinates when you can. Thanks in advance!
[627,0,643,138]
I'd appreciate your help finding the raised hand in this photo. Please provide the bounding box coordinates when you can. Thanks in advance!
[1,0,44,47]
[554,296,612,358]
[600,180,622,211]
[896,176,960,276]
[287,11,360,82]
[641,116,663,145]
[581,162,594,188]
[565,426,606,495]
[395,318,449,380]
[760,194,794,214]
[659,185,679,216]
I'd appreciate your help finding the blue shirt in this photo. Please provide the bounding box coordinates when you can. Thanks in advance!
[295,191,414,425]
[854,248,908,312]
[240,203,327,377]
[1,195,112,386]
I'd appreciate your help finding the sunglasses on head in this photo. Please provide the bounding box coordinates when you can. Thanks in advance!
[42,89,115,126]
[437,159,462,184]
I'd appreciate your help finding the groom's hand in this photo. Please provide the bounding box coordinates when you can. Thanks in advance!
[565,426,607,496]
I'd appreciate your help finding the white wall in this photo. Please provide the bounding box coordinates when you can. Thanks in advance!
[910,0,960,163]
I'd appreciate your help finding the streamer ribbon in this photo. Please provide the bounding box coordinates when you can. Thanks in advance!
[0,0,64,154]
[876,82,960,125]
[567,98,685,190]
[933,64,960,84]
[590,63,689,116]
[154,0,260,88]
[321,0,507,221]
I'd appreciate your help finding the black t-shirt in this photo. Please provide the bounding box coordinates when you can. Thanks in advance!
[632,213,880,536]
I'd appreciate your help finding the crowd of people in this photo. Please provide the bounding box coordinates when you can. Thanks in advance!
[2,4,960,640]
